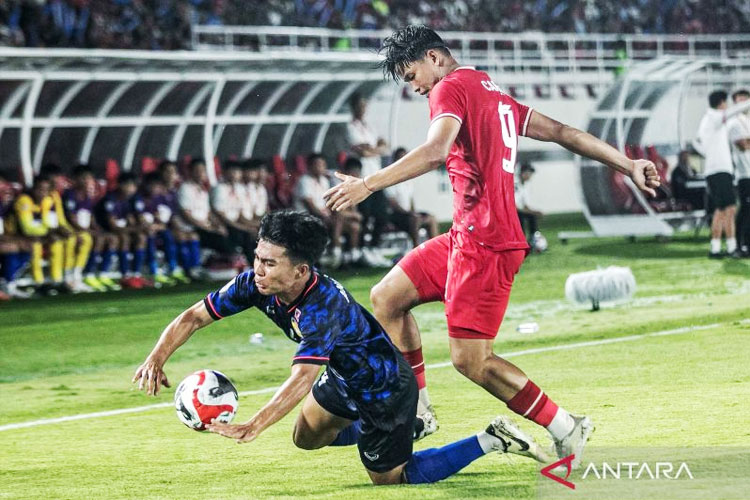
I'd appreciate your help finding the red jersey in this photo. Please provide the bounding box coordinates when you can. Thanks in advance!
[429,66,532,251]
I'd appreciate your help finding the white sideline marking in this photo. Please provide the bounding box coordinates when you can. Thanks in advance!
[0,322,723,432]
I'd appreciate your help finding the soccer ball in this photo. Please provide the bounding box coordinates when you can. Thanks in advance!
[174,369,239,431]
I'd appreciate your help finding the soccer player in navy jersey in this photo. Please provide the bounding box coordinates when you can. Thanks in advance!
[132,210,549,485]
[325,25,662,468]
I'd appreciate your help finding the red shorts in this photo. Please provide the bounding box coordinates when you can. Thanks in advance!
[397,231,526,338]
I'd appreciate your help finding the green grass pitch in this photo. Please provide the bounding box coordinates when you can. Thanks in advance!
[1,214,749,499]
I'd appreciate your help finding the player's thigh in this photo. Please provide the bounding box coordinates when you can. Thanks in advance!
[366,464,407,485]
[372,232,450,311]
[293,391,354,450]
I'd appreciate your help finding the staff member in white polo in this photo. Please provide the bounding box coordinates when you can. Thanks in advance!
[727,89,750,256]
[694,90,750,258]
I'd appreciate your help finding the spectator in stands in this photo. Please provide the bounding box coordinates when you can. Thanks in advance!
[670,150,704,210]
[0,172,32,299]
[178,158,236,257]
[94,172,150,289]
[210,160,257,262]
[727,89,750,256]
[515,163,544,245]
[240,159,269,232]
[294,152,363,268]
[158,159,203,278]
[63,164,122,292]
[346,92,390,251]
[694,90,750,258]
[380,148,439,248]
[133,172,190,285]
[39,163,94,292]
[11,175,67,293]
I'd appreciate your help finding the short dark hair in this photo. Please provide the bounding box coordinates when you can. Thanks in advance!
[732,89,750,101]
[393,147,407,158]
[39,163,62,177]
[142,171,164,187]
[258,210,329,266]
[348,92,364,110]
[244,159,265,170]
[709,90,728,109]
[520,163,535,174]
[378,25,450,82]
[72,164,93,178]
[118,172,137,185]
[307,152,325,165]
[343,157,362,173]
[189,158,206,170]
[157,159,176,173]
[224,159,243,171]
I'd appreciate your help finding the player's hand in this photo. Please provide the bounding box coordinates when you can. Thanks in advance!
[630,159,660,198]
[206,421,259,444]
[132,357,170,396]
[323,172,372,212]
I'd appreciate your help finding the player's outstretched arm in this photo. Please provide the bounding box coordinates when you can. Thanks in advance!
[526,111,661,197]
[132,300,215,396]
[206,363,320,443]
[324,116,460,211]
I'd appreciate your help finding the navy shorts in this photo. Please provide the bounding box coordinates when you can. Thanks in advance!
[312,355,418,473]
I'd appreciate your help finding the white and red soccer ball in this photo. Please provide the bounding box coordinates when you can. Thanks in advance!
[174,369,239,431]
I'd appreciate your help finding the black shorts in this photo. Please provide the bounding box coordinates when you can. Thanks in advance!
[312,355,417,473]
[707,172,736,209]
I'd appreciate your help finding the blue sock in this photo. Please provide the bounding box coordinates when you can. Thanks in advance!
[146,237,158,275]
[100,249,114,274]
[118,250,130,275]
[160,231,177,273]
[189,240,201,268]
[84,251,99,275]
[404,435,485,484]
[2,253,20,281]
[133,248,145,275]
[178,241,191,271]
[330,421,361,446]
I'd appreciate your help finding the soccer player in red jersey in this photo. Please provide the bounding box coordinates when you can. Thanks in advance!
[324,26,661,468]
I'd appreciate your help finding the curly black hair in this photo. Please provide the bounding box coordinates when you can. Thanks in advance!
[258,210,329,266]
[378,25,450,82]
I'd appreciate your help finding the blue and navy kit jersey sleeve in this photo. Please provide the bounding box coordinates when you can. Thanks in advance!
[204,270,261,320]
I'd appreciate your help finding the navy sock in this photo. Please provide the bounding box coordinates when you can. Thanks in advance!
[118,250,130,275]
[189,240,201,268]
[2,253,19,281]
[84,251,99,275]
[146,237,158,275]
[330,421,361,447]
[404,435,485,484]
[133,249,145,275]
[178,241,191,271]
[100,249,114,274]
[160,231,177,273]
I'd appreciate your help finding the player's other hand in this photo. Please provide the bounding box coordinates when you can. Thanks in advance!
[323,172,372,212]
[206,421,258,444]
[630,159,661,197]
[132,357,170,396]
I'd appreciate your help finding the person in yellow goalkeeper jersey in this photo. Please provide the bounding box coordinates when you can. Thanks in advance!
[11,176,67,292]
[40,163,94,292]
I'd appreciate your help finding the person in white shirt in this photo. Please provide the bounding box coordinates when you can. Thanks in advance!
[347,93,389,249]
[210,160,258,261]
[382,148,438,248]
[727,89,750,256]
[514,163,543,245]
[178,159,235,256]
[241,159,269,231]
[294,153,362,268]
[694,90,750,258]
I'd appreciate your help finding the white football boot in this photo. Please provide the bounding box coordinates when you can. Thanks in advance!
[413,403,439,441]
[485,416,551,463]
[552,415,594,469]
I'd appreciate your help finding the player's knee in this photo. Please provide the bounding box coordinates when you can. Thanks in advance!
[450,350,483,382]
[370,279,405,318]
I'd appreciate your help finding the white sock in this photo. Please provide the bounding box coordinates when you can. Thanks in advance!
[710,238,721,254]
[416,387,432,415]
[546,407,575,441]
[727,237,737,253]
[475,431,498,454]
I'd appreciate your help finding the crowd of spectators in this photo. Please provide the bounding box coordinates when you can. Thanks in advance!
[1,0,748,50]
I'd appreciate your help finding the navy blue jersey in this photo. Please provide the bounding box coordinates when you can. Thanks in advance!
[204,270,402,403]
[94,192,132,230]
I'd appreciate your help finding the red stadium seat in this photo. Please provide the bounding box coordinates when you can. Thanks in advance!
[141,156,157,175]
[105,159,120,191]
